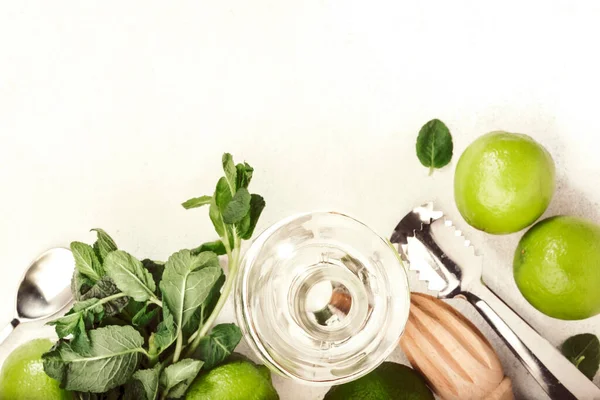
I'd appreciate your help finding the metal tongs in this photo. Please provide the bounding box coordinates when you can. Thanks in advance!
[391,203,600,400]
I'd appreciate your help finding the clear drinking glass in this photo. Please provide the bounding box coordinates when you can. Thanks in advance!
[235,212,410,385]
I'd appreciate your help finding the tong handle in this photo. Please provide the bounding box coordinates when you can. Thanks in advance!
[462,284,600,400]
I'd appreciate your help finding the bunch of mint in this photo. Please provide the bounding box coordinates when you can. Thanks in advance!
[42,154,265,400]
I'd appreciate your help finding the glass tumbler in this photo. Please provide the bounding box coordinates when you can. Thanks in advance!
[235,212,410,385]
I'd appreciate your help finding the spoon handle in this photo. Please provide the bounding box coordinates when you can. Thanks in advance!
[0,318,19,345]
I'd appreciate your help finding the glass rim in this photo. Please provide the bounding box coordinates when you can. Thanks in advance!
[235,211,411,386]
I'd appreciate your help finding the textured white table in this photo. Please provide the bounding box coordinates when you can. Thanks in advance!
[1,1,600,399]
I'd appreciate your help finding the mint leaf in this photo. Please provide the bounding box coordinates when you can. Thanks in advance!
[222,188,251,224]
[80,276,129,316]
[209,196,234,249]
[121,299,146,321]
[71,242,103,282]
[183,274,225,339]
[182,196,212,210]
[160,358,203,399]
[415,118,453,175]
[141,259,165,293]
[70,319,93,351]
[561,333,600,380]
[160,250,223,330]
[195,323,242,369]
[48,289,128,351]
[214,177,232,213]
[209,197,225,237]
[236,194,265,240]
[71,271,95,301]
[152,308,177,355]
[126,366,160,400]
[43,325,145,393]
[191,240,227,256]
[91,228,118,262]
[235,162,253,189]
[104,250,157,302]
[200,273,225,324]
[48,298,104,339]
[222,153,237,194]
[132,304,160,328]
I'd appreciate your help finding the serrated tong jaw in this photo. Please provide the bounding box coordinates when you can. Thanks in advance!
[390,202,482,299]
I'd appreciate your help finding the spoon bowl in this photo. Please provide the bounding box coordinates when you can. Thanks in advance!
[1,248,75,345]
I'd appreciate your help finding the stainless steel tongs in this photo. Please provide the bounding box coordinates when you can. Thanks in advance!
[391,203,600,400]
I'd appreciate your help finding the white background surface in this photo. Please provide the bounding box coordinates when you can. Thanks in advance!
[1,1,600,399]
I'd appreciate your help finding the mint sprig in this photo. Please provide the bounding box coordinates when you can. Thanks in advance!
[43,153,265,399]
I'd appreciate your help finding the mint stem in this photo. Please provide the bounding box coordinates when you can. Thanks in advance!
[149,297,163,307]
[185,239,241,357]
[172,331,183,363]
[87,293,127,309]
[574,355,586,367]
[102,293,127,303]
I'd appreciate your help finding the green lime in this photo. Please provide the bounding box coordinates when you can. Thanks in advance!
[324,362,434,400]
[185,359,279,400]
[0,338,71,400]
[454,131,555,234]
[514,216,600,320]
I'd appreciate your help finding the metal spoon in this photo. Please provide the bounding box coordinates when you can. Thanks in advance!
[0,248,75,345]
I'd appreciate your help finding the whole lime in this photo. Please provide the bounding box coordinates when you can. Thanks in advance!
[185,359,279,400]
[514,216,600,320]
[324,362,434,400]
[454,131,555,234]
[0,338,71,400]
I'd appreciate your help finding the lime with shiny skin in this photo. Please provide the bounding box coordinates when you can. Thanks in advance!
[0,338,71,400]
[324,362,434,400]
[454,131,555,234]
[185,359,279,400]
[514,216,600,320]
